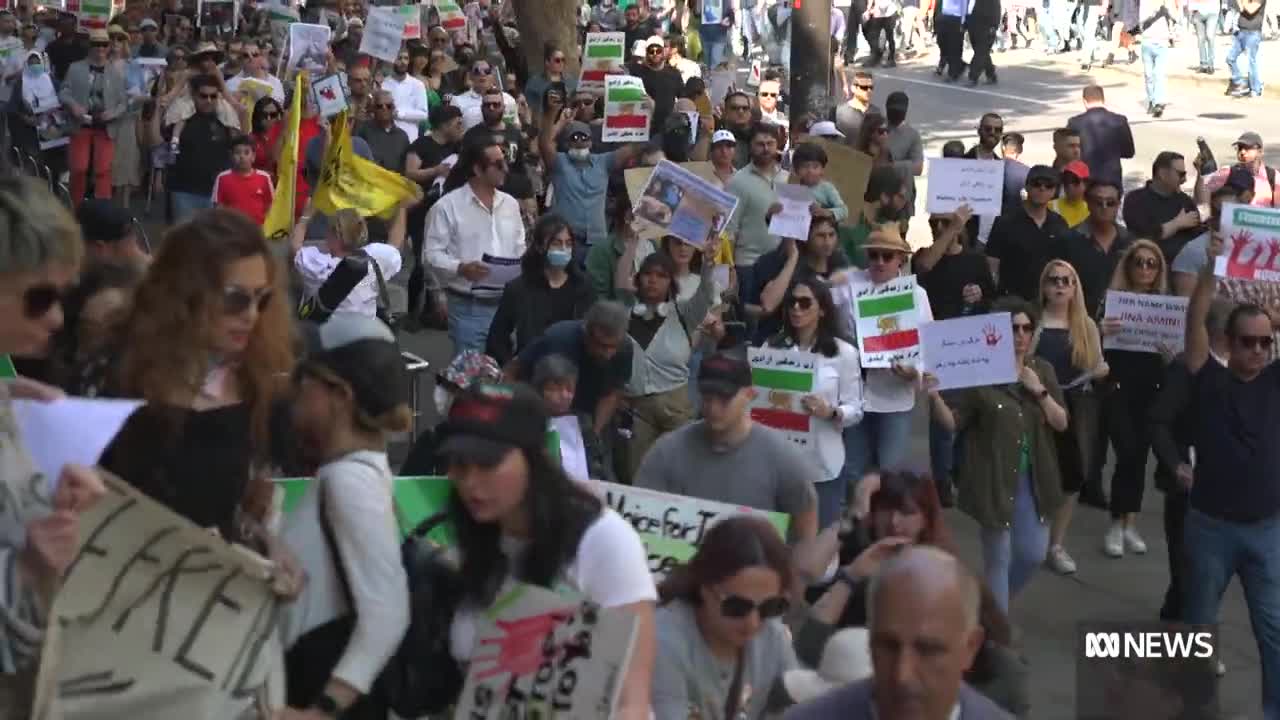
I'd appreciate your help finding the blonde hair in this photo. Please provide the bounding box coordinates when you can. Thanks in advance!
[331,208,369,250]
[1109,239,1169,294]
[0,177,83,277]
[1038,260,1102,372]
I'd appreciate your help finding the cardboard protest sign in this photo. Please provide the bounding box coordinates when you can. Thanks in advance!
[286,22,331,78]
[435,0,467,33]
[33,475,284,720]
[454,584,639,719]
[925,158,1005,217]
[848,275,923,368]
[602,75,651,143]
[747,347,818,449]
[632,160,739,248]
[919,313,1018,390]
[579,32,626,95]
[600,482,790,579]
[359,6,406,63]
[1215,203,1280,281]
[1102,291,1188,355]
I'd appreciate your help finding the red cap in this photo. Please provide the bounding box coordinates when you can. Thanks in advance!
[1063,160,1090,180]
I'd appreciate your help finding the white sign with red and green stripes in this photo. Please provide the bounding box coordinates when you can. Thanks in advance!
[603,75,651,143]
[579,32,625,95]
[747,347,817,449]
[435,0,467,33]
[851,275,922,368]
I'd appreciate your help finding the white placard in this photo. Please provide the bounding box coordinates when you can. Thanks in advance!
[919,313,1018,390]
[925,158,1005,217]
[579,31,626,95]
[746,347,818,450]
[358,6,406,63]
[845,275,923,368]
[768,183,814,241]
[550,415,590,484]
[310,73,348,118]
[11,397,142,493]
[1102,290,1189,355]
[602,75,652,143]
[286,22,331,77]
[471,253,522,297]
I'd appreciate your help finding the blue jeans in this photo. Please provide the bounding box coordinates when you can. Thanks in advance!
[172,191,214,222]
[1142,42,1169,105]
[841,410,914,494]
[704,37,729,69]
[1182,508,1280,717]
[1190,10,1219,69]
[446,293,498,358]
[981,471,1050,612]
[1227,29,1263,95]
[815,479,846,531]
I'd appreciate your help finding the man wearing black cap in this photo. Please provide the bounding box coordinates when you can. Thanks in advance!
[77,199,148,266]
[985,165,1071,302]
[135,18,167,58]
[1196,132,1277,208]
[634,351,820,545]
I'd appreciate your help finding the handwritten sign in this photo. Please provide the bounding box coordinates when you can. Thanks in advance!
[633,160,739,248]
[1215,203,1280,281]
[33,476,284,720]
[454,584,639,719]
[1102,291,1188,355]
[359,6,407,63]
[602,75,652,143]
[919,313,1017,390]
[747,347,817,449]
[925,158,1005,217]
[579,32,626,95]
[768,184,814,241]
[600,482,790,580]
[848,275,922,368]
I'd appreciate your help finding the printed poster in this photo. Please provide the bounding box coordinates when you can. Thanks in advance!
[32,475,285,720]
[924,158,1005,217]
[768,184,814,241]
[75,0,123,31]
[747,347,818,449]
[359,6,407,63]
[919,313,1018,391]
[598,482,790,579]
[848,275,922,368]
[398,4,421,39]
[579,32,625,95]
[1102,291,1189,355]
[285,22,331,78]
[435,0,467,33]
[602,75,651,143]
[1215,203,1280,282]
[633,160,739,248]
[310,73,348,118]
[453,584,639,720]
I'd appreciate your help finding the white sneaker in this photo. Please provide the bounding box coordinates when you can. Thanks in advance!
[1124,527,1148,554]
[1104,525,1124,558]
[1047,545,1077,574]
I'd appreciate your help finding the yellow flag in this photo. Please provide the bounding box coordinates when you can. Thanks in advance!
[262,73,306,242]
[311,110,422,219]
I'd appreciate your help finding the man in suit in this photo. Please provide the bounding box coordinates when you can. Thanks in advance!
[1067,84,1135,190]
[784,547,1014,720]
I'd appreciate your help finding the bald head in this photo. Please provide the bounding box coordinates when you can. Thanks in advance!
[869,546,980,629]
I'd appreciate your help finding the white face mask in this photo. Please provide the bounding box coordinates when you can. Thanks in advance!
[568,147,591,162]
[433,386,455,417]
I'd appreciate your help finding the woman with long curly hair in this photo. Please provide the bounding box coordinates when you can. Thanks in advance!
[99,208,294,543]
[1098,239,1170,559]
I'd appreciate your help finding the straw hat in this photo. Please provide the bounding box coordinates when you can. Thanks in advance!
[783,628,873,704]
[107,24,128,38]
[86,28,110,43]
[190,41,225,64]
[862,224,911,255]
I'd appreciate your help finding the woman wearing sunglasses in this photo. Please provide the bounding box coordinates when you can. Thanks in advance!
[651,515,798,720]
[934,297,1069,613]
[1034,260,1107,577]
[250,96,283,174]
[763,280,863,530]
[852,112,894,168]
[1097,240,1170,559]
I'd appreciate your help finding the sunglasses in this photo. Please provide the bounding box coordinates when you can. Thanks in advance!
[980,125,1004,134]
[263,111,281,119]
[855,83,874,91]
[1045,275,1074,287]
[867,249,899,263]
[482,101,503,108]
[1029,179,1057,190]
[1237,334,1275,350]
[222,286,273,315]
[1129,256,1160,270]
[471,66,493,75]
[1012,321,1036,335]
[569,133,591,143]
[22,284,62,319]
[1088,196,1119,207]
[759,91,778,98]
[786,295,816,311]
[647,46,663,53]
[198,92,219,100]
[716,589,790,620]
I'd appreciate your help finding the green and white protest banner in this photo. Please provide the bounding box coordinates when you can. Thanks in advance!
[274,475,454,545]
[74,0,123,31]
[434,0,466,33]
[747,347,818,449]
[603,75,651,143]
[0,354,16,379]
[849,275,922,368]
[579,32,625,95]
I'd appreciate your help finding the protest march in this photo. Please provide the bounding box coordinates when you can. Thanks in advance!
[1,0,1279,718]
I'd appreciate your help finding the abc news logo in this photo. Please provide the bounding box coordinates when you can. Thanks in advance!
[1084,631,1215,659]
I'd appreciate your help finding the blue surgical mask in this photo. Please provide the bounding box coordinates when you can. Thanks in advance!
[546,249,573,268]
[28,64,45,76]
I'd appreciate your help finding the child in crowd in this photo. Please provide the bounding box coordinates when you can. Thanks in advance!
[532,353,611,484]
[791,142,849,225]
[213,135,275,225]
[1050,160,1091,227]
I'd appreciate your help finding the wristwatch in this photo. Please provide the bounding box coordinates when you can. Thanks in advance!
[313,693,340,717]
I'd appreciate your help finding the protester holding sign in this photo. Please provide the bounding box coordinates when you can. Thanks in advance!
[1097,240,1172,560]
[438,383,658,718]
[651,515,800,720]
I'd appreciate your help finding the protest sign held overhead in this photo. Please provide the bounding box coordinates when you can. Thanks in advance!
[920,313,1018,390]
[633,160,738,248]
[747,347,818,449]
[310,73,348,118]
[1215,203,1280,281]
[579,32,626,95]
[846,275,923,368]
[602,76,652,143]
[32,475,284,720]
[769,184,815,240]
[435,0,467,33]
[398,4,421,39]
[1102,291,1189,355]
[285,22,331,77]
[925,158,1005,217]
[359,6,408,63]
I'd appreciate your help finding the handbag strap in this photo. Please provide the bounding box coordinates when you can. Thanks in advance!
[316,454,391,611]
[354,248,393,315]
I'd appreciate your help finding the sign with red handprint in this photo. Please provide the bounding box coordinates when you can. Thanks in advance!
[1218,203,1280,281]
[455,584,640,719]
[918,312,1018,391]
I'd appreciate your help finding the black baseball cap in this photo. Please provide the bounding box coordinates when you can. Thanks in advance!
[1026,164,1060,187]
[76,199,134,245]
[437,383,549,466]
[299,314,408,421]
[697,351,753,398]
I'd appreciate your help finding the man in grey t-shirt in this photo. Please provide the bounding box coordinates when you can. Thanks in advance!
[634,352,820,544]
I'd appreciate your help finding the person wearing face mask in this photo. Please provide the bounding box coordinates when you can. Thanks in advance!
[485,214,596,366]
[400,350,503,477]
[381,49,430,141]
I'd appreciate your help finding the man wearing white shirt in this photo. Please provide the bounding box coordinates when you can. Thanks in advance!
[381,49,430,141]
[226,40,284,103]
[450,58,517,132]
[424,135,527,357]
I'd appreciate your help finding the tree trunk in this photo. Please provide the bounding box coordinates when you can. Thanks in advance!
[511,0,581,81]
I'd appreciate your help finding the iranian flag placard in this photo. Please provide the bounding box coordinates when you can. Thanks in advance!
[76,0,123,31]
[747,347,817,449]
[603,75,651,143]
[851,275,922,367]
[579,32,625,95]
[436,0,467,32]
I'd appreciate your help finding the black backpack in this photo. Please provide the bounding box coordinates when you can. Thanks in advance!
[297,249,397,328]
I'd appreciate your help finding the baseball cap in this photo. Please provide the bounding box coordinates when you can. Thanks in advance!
[299,314,409,422]
[697,351,753,398]
[1026,164,1060,186]
[1234,131,1263,149]
[1062,160,1090,180]
[566,120,592,141]
[139,18,159,29]
[808,120,844,138]
[77,199,135,245]
[711,129,737,145]
[646,34,665,48]
[437,383,550,465]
